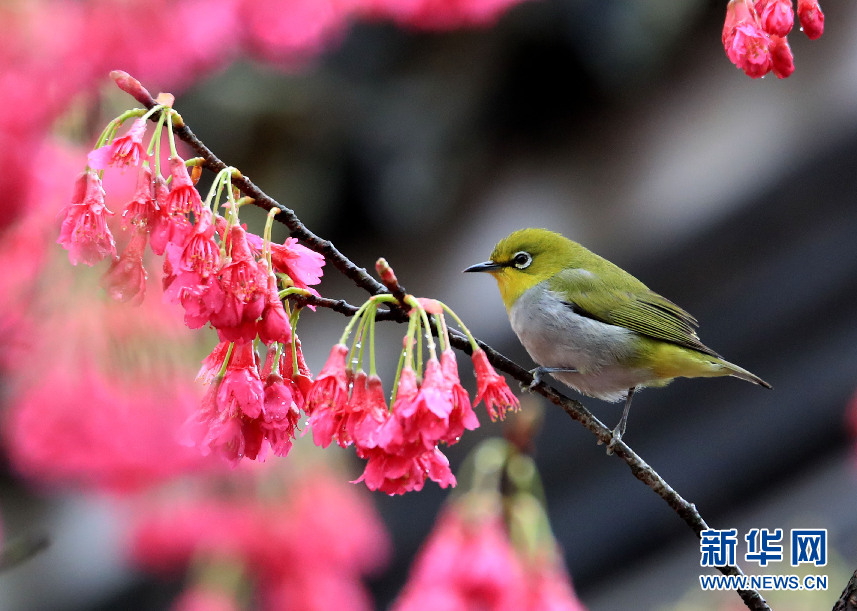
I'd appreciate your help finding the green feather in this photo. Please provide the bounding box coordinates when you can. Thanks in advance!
[548,268,720,357]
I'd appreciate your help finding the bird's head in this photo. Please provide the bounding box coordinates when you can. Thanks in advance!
[464,228,581,310]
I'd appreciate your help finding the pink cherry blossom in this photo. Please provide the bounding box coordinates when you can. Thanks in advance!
[396,358,454,451]
[472,348,519,421]
[797,0,824,39]
[270,236,325,289]
[756,0,793,37]
[304,343,350,416]
[216,341,265,420]
[121,164,159,230]
[210,226,267,341]
[441,349,480,442]
[165,155,204,218]
[261,370,300,457]
[87,117,148,170]
[770,35,795,79]
[725,21,773,79]
[57,171,116,266]
[258,275,292,345]
[347,374,390,451]
[356,445,455,495]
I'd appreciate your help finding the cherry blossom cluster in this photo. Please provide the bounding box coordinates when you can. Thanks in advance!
[306,288,518,494]
[722,0,824,79]
[57,103,326,466]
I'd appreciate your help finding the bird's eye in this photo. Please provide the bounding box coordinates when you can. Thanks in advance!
[512,251,532,269]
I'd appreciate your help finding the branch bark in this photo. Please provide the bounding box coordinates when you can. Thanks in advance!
[114,72,772,611]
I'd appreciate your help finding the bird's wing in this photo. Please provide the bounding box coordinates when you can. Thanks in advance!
[550,269,720,357]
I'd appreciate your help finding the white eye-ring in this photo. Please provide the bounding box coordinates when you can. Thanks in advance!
[512,251,532,269]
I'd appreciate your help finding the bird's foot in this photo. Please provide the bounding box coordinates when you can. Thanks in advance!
[524,366,577,391]
[606,425,623,455]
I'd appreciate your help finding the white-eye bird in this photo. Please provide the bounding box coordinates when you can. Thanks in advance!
[464,228,771,448]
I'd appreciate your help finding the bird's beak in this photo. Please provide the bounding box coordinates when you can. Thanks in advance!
[463,260,503,273]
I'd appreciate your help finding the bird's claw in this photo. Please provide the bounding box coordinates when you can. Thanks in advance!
[606,426,623,455]
[525,367,545,391]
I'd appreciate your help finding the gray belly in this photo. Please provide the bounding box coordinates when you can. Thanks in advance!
[509,285,656,402]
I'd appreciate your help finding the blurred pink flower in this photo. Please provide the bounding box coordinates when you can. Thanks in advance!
[240,0,354,64]
[770,35,795,79]
[392,509,527,610]
[131,469,389,611]
[360,0,529,30]
[725,21,773,79]
[102,226,149,304]
[755,0,793,37]
[172,587,241,611]
[797,0,824,39]
[393,505,586,611]
[5,364,205,492]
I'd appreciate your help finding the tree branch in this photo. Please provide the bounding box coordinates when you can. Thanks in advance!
[113,71,771,611]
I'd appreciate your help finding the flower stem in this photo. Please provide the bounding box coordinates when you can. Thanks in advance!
[441,303,479,352]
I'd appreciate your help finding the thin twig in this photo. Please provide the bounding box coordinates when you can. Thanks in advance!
[112,71,771,611]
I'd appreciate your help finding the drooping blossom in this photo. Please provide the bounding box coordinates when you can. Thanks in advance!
[269,236,325,291]
[182,340,267,465]
[57,171,117,266]
[440,348,480,442]
[148,175,177,256]
[770,35,795,79]
[165,155,204,219]
[756,0,793,37]
[258,275,292,345]
[87,117,148,170]
[261,368,301,457]
[121,163,159,230]
[725,20,773,79]
[210,225,267,342]
[356,445,456,495]
[797,0,824,39]
[346,373,390,451]
[472,348,520,421]
[723,0,824,79]
[102,227,148,304]
[304,343,350,417]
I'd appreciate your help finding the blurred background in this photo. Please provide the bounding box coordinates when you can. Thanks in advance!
[1,0,856,609]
